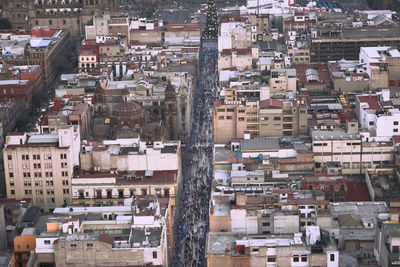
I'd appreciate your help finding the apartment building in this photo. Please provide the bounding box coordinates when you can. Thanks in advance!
[85,13,130,44]
[71,171,178,205]
[356,91,400,138]
[269,69,297,95]
[287,48,311,64]
[2,126,80,212]
[80,138,180,173]
[41,102,91,140]
[310,26,400,62]
[26,196,168,266]
[207,231,339,267]
[218,15,248,52]
[359,47,400,89]
[2,0,119,37]
[214,99,308,144]
[213,100,258,143]
[218,48,258,72]
[2,27,71,87]
[312,129,394,174]
[259,99,308,137]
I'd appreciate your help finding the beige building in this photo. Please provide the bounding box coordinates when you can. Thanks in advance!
[71,171,179,205]
[213,101,258,143]
[78,49,98,73]
[259,98,308,137]
[214,99,308,143]
[3,126,80,212]
[1,0,119,37]
[80,138,180,173]
[288,48,311,64]
[218,48,258,72]
[34,196,168,266]
[312,129,394,174]
[247,14,270,40]
[269,69,297,95]
[85,13,130,44]
[206,232,339,267]
[2,27,70,87]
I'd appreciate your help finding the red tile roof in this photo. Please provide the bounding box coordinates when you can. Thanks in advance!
[99,234,114,245]
[259,99,283,108]
[346,181,370,201]
[357,95,381,111]
[338,112,357,123]
[293,63,331,84]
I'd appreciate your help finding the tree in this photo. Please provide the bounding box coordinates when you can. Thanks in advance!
[204,0,218,39]
[0,18,12,29]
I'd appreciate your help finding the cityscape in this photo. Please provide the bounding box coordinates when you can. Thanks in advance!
[0,0,399,266]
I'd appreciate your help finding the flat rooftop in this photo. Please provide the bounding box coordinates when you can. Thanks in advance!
[314,27,400,41]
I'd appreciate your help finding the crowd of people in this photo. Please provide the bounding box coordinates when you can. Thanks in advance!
[172,40,218,266]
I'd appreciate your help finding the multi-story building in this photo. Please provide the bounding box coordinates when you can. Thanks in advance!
[213,98,308,144]
[41,101,91,140]
[71,171,178,205]
[206,231,339,267]
[268,69,297,95]
[356,91,400,138]
[359,46,400,89]
[327,60,369,93]
[1,0,119,37]
[218,48,258,72]
[312,129,394,174]
[85,13,130,44]
[310,26,400,62]
[2,126,80,212]
[2,27,70,87]
[0,64,43,108]
[80,137,180,173]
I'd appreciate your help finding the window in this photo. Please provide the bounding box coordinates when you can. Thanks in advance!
[44,240,51,245]
[70,243,77,248]
[293,256,299,262]
[9,173,13,178]
[394,121,399,125]
[49,20,52,25]
[226,116,233,120]
[301,256,307,262]
[87,243,93,248]
[395,129,399,133]
[262,222,270,226]
[10,182,14,186]
[10,190,15,195]
[7,155,11,160]
[63,20,66,25]
[153,251,157,259]
[267,257,276,262]
[238,117,245,121]
[369,121,374,126]
[44,163,52,169]
[330,254,335,261]
[273,116,281,121]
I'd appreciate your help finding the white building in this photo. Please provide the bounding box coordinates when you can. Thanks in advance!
[356,91,400,138]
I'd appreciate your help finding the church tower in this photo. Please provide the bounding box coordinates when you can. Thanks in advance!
[163,81,178,140]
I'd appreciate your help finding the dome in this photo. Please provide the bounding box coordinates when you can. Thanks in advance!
[110,101,144,128]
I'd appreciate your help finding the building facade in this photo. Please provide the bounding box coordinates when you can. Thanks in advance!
[1,0,119,37]
[2,126,80,212]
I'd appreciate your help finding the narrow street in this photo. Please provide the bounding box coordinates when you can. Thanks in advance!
[172,39,218,266]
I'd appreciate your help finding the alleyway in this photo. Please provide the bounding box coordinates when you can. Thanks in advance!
[172,39,218,266]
